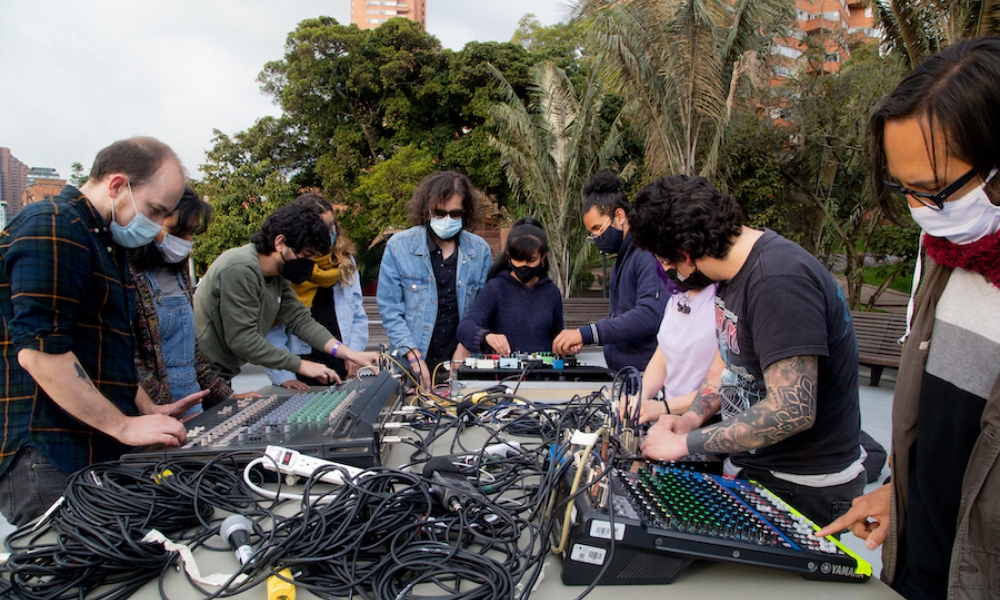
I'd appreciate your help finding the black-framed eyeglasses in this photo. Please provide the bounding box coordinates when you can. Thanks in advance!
[432,208,465,219]
[884,166,978,210]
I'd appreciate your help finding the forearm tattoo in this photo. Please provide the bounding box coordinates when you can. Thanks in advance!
[689,378,722,418]
[687,356,818,455]
[74,362,97,394]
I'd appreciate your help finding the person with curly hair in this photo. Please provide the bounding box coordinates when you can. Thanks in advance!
[552,172,667,371]
[630,174,864,530]
[457,217,564,355]
[194,201,378,384]
[265,193,369,389]
[376,171,492,389]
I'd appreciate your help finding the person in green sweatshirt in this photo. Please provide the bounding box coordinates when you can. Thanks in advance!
[194,201,378,384]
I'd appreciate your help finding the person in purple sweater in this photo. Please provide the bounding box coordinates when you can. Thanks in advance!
[457,217,564,355]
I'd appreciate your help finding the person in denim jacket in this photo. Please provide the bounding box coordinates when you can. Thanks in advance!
[377,171,491,389]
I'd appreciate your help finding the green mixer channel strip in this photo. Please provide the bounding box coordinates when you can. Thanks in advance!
[287,389,349,424]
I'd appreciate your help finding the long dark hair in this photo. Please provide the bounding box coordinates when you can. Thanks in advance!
[129,187,213,272]
[870,36,1000,220]
[487,217,550,280]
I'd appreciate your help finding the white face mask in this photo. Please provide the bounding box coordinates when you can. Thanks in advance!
[909,168,1000,244]
[156,233,193,263]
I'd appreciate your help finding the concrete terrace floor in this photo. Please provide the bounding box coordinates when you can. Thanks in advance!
[0,352,897,579]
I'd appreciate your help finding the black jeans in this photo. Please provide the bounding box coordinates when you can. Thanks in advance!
[740,467,867,530]
[0,446,69,527]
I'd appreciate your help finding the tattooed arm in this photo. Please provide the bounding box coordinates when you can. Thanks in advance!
[686,355,817,455]
[17,349,188,447]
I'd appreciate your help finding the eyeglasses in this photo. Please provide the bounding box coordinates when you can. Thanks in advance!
[884,166,978,210]
[432,208,465,219]
[586,216,612,240]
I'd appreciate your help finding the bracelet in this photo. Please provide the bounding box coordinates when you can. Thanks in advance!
[407,356,421,364]
[331,341,342,357]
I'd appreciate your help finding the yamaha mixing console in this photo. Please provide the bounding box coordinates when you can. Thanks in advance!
[559,461,872,585]
[125,371,401,468]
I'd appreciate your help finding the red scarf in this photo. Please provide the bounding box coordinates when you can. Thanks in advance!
[923,228,1000,289]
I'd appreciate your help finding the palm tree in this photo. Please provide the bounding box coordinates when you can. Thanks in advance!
[873,0,1000,66]
[488,61,628,297]
[578,0,794,179]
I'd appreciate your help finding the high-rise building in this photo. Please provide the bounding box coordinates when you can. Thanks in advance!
[0,148,30,222]
[26,166,61,187]
[770,0,879,82]
[350,0,426,30]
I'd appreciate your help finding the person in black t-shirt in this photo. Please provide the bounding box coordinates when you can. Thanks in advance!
[629,175,864,528]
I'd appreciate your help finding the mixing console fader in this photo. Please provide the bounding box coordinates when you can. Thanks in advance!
[559,461,872,585]
[125,372,401,468]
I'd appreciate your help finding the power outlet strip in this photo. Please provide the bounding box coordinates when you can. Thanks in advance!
[262,445,366,485]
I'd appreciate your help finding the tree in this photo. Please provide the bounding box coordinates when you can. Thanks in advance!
[69,162,88,187]
[488,60,627,296]
[193,117,301,273]
[720,43,918,309]
[873,0,1000,66]
[581,0,794,178]
[258,17,452,198]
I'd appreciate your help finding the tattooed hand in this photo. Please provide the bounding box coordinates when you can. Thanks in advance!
[686,355,818,455]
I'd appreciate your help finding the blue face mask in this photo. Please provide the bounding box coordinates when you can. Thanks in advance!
[330,228,338,248]
[429,216,462,240]
[110,181,164,248]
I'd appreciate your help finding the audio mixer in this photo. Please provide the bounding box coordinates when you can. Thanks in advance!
[559,461,872,585]
[125,371,401,468]
[458,352,613,381]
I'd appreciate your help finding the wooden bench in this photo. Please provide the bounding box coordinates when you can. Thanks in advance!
[361,296,611,351]
[851,310,907,387]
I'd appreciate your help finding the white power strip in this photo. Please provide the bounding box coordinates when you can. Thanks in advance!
[262,445,367,485]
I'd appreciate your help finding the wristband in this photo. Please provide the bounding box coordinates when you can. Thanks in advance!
[407,356,421,364]
[330,341,342,357]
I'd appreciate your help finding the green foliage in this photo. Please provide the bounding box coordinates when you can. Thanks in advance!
[69,162,89,187]
[488,60,626,296]
[720,42,914,309]
[193,117,301,273]
[583,0,794,178]
[872,0,1000,66]
[349,144,436,243]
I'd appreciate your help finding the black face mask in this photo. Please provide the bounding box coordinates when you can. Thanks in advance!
[281,256,315,285]
[511,263,544,284]
[666,267,714,292]
[590,223,624,255]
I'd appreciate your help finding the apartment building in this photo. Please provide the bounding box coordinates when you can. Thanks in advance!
[350,0,426,30]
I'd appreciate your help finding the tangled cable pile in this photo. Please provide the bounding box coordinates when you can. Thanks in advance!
[1,372,639,600]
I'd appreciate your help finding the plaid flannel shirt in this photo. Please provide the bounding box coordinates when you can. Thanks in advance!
[0,186,137,477]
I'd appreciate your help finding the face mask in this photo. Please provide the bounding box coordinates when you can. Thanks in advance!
[330,228,338,248]
[157,234,193,264]
[908,169,1000,244]
[590,221,624,255]
[667,266,714,292]
[280,252,315,285]
[429,216,463,240]
[511,262,544,284]
[110,181,164,248]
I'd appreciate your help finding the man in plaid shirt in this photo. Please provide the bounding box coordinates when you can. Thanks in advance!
[0,137,202,526]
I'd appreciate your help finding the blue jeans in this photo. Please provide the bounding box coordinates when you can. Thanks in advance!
[147,271,202,418]
[0,446,68,527]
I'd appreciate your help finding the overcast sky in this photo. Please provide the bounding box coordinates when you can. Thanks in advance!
[0,0,574,182]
